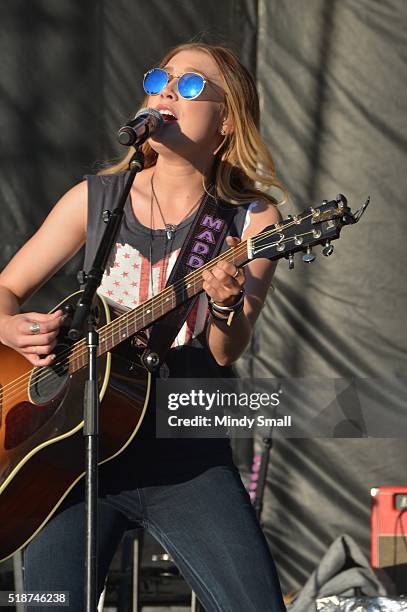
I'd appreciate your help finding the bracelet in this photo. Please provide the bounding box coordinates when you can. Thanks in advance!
[209,290,245,312]
[208,290,245,326]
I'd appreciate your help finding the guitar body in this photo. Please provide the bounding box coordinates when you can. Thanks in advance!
[0,292,151,562]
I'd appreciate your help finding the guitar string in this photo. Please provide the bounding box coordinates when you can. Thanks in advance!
[2,219,318,401]
[3,219,318,401]
[64,209,318,348]
[3,215,319,399]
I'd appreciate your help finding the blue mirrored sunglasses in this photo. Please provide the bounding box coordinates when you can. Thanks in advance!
[143,68,207,100]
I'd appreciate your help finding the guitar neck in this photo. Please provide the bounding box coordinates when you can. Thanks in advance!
[67,193,361,373]
[68,242,249,373]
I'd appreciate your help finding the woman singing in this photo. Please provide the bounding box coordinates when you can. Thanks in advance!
[0,42,287,611]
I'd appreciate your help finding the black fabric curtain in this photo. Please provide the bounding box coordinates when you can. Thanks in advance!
[237,0,407,593]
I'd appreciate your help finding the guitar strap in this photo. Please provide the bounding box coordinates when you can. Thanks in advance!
[142,188,238,372]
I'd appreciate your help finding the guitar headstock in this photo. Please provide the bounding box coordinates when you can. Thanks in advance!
[248,194,369,268]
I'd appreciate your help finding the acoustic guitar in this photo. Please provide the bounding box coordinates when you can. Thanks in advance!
[0,194,367,561]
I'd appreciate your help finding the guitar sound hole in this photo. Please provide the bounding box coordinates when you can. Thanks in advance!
[29,343,71,405]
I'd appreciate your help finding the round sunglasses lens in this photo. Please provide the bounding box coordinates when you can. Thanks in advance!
[143,69,168,95]
[178,73,205,99]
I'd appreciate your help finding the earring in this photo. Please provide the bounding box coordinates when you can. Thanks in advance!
[220,125,226,136]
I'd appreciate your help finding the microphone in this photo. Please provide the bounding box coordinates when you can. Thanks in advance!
[117,107,163,146]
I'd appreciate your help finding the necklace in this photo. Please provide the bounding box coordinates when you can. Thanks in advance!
[150,172,205,240]
[148,172,210,301]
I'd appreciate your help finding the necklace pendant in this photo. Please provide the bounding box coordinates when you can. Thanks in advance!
[165,224,176,240]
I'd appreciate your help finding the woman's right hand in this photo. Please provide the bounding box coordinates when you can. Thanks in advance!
[0,310,65,366]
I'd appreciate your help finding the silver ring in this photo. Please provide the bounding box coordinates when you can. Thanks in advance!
[233,267,239,278]
[29,322,41,334]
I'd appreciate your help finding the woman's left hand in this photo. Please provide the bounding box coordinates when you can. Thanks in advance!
[202,236,246,307]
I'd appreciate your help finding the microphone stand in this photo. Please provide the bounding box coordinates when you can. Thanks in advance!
[252,385,282,523]
[252,430,273,523]
[68,148,144,612]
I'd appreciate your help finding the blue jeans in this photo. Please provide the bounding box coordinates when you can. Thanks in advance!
[24,465,285,611]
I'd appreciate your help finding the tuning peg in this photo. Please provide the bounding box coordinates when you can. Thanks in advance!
[335,193,348,209]
[322,240,334,256]
[286,253,295,270]
[302,246,316,263]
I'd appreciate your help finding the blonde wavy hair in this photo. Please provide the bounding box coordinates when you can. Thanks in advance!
[100,42,288,206]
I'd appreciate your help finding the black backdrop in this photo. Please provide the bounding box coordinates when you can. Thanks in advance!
[1,0,407,595]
